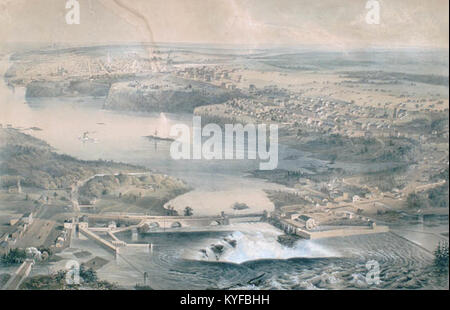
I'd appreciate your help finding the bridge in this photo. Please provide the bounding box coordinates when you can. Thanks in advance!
[87,212,266,233]
[137,216,228,231]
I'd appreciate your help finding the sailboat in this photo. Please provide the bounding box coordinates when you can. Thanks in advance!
[78,131,98,143]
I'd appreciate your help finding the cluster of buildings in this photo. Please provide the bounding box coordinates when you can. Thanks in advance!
[9,52,155,85]
[0,212,34,254]
[218,88,421,141]
[175,65,240,86]
[271,206,385,240]
[55,227,70,249]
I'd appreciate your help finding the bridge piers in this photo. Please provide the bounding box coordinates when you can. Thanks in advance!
[131,228,138,242]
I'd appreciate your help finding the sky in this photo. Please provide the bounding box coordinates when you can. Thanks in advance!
[0,0,448,49]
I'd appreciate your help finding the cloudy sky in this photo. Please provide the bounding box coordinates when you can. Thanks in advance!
[0,0,448,48]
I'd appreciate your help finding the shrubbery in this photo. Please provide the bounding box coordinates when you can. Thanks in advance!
[434,241,449,272]
[0,248,26,265]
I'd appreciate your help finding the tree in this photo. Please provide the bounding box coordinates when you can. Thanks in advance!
[55,270,67,283]
[406,193,424,209]
[1,248,26,265]
[184,206,194,217]
[80,264,98,283]
[166,205,177,216]
[434,241,449,271]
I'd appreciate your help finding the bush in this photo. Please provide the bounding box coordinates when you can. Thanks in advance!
[407,193,424,209]
[434,241,449,271]
[1,248,27,265]
[80,264,98,283]
[184,207,194,216]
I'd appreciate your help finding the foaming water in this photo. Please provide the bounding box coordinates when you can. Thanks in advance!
[222,231,338,264]
[189,223,339,264]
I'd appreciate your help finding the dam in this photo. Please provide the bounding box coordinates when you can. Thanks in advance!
[76,210,391,257]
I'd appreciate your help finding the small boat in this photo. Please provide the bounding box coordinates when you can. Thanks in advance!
[145,129,174,142]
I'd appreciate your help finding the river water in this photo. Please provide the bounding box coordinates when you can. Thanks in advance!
[1,54,447,289]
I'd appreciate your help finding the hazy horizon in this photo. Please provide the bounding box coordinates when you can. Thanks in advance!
[1,0,448,49]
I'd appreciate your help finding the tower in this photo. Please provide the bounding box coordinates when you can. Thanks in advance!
[17,179,22,194]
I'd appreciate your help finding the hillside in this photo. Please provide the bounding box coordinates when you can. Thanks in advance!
[0,128,145,190]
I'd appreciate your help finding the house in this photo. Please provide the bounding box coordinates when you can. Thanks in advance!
[9,214,23,226]
[56,236,65,248]
[108,221,117,230]
[64,220,74,229]
[336,192,351,202]
[339,211,354,219]
[282,211,302,220]
[22,212,33,225]
[8,179,22,194]
[352,195,362,203]
[78,222,89,229]
[79,198,97,206]
[295,215,317,230]
[0,240,9,254]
